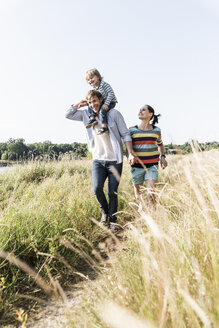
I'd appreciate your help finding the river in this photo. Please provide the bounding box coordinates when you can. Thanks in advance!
[0,166,10,173]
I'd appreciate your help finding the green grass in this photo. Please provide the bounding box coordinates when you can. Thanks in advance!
[64,150,219,328]
[0,158,133,324]
[1,150,219,327]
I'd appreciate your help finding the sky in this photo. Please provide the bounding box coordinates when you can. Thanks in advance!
[0,0,219,146]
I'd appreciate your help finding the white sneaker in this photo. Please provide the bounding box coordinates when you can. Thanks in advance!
[109,222,117,233]
[100,213,109,226]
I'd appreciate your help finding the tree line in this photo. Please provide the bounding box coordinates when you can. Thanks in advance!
[165,141,219,154]
[0,138,218,162]
[0,138,88,161]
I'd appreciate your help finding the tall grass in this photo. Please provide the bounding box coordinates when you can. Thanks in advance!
[65,149,219,328]
[1,150,219,327]
[0,157,133,324]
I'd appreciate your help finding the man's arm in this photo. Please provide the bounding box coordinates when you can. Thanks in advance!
[113,110,131,142]
[65,101,87,121]
[125,141,135,165]
[112,110,135,164]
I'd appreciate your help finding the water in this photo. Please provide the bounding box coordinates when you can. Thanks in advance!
[0,166,10,173]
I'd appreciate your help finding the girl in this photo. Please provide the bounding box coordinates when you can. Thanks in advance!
[129,105,168,207]
[85,68,118,134]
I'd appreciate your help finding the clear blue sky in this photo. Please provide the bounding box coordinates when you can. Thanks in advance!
[1,0,219,145]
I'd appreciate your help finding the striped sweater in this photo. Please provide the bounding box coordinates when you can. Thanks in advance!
[129,125,163,167]
[94,80,118,107]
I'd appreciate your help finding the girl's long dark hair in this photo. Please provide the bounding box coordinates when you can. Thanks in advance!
[147,105,161,126]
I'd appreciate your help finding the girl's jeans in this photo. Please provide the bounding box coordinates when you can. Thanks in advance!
[91,160,123,222]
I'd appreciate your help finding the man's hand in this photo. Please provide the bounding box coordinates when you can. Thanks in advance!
[102,104,109,111]
[160,156,168,169]
[74,99,87,109]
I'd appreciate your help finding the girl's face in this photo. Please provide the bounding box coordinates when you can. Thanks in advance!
[138,106,153,120]
[86,74,100,87]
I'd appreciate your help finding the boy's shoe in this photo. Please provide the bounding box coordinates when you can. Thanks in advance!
[97,127,109,135]
[109,222,117,233]
[86,118,98,129]
[100,213,109,226]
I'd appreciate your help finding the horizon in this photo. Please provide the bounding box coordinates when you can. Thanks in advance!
[1,137,218,147]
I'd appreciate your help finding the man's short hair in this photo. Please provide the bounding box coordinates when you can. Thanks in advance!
[86,90,103,101]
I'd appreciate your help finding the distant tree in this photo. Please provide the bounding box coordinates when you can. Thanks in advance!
[7,139,28,160]
[1,152,8,160]
[0,143,7,159]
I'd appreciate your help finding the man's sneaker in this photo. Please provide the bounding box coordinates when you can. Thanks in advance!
[97,127,109,135]
[100,213,109,226]
[86,118,98,129]
[109,222,117,233]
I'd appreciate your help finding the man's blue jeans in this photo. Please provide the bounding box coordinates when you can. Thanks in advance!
[92,160,123,223]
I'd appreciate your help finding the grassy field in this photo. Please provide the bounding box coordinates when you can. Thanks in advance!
[65,149,219,328]
[0,157,133,325]
[1,149,219,327]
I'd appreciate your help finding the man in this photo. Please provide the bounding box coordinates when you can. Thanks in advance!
[65,90,134,231]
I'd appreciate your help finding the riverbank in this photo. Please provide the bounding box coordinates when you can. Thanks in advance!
[0,161,14,173]
[0,161,13,167]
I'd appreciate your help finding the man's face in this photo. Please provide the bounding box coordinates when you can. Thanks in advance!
[87,96,102,113]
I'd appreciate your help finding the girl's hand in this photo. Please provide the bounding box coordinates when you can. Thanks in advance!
[160,156,168,169]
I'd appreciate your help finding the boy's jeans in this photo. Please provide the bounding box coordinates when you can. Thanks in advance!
[88,102,116,124]
[91,160,123,223]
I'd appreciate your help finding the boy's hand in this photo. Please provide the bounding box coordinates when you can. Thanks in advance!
[102,104,109,111]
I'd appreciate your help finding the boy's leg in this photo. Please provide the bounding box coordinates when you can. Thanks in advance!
[97,102,116,134]
[86,106,98,128]
[100,108,108,125]
[97,108,109,134]
[87,106,95,118]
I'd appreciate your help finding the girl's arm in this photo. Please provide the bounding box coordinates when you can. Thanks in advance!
[158,144,168,169]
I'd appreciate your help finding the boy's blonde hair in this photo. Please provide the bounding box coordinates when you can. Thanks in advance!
[86,68,102,81]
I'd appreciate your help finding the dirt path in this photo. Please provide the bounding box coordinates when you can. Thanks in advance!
[26,285,84,328]
[26,231,124,328]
